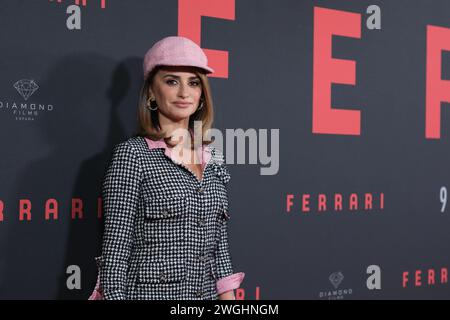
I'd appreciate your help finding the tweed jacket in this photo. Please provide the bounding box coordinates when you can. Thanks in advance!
[97,135,244,300]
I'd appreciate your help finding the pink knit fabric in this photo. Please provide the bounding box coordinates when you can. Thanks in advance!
[143,36,214,80]
[216,272,246,295]
[88,275,103,300]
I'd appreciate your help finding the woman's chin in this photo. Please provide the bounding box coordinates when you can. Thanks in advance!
[167,109,195,122]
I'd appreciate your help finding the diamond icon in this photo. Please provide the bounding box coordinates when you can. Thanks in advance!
[13,79,39,101]
[329,272,344,289]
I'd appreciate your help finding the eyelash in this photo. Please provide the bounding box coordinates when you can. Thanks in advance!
[166,80,200,87]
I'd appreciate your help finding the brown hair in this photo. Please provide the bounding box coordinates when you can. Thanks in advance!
[134,65,215,148]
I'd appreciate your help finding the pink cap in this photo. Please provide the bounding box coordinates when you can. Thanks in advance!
[143,36,214,80]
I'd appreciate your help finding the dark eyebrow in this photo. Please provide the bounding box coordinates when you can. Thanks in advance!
[162,74,200,80]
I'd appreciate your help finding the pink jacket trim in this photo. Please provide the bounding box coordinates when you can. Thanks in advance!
[216,272,245,295]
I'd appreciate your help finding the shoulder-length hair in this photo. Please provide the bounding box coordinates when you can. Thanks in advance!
[134,65,215,148]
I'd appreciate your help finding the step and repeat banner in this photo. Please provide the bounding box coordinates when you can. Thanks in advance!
[1,0,450,299]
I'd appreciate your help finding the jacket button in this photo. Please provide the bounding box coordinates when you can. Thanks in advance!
[197,254,205,262]
[197,187,204,194]
[162,209,169,217]
[160,272,167,282]
[196,290,203,297]
[198,218,205,226]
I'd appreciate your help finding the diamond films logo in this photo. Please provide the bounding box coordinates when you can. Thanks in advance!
[329,272,344,289]
[0,79,54,121]
[318,271,353,300]
[14,80,39,101]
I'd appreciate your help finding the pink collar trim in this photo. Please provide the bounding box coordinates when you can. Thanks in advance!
[144,136,212,169]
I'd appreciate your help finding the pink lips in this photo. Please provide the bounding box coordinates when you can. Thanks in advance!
[173,101,192,108]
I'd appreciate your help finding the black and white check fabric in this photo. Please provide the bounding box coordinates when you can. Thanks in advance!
[98,135,235,300]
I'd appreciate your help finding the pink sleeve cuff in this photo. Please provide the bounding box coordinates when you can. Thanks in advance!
[216,272,245,295]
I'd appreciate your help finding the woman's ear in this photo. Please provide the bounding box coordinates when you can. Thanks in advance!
[147,82,154,99]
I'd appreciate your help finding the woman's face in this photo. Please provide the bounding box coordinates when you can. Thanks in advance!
[149,66,203,123]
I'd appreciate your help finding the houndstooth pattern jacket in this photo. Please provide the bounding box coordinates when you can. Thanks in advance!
[98,135,241,300]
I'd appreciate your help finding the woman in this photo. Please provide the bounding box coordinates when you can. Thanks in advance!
[90,36,245,300]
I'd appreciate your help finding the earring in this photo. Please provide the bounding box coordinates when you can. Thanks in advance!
[146,97,158,111]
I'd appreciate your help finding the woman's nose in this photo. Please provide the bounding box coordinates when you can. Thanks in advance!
[178,83,189,98]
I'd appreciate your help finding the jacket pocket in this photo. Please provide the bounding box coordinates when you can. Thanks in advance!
[137,254,188,284]
[143,195,187,243]
[139,195,188,284]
